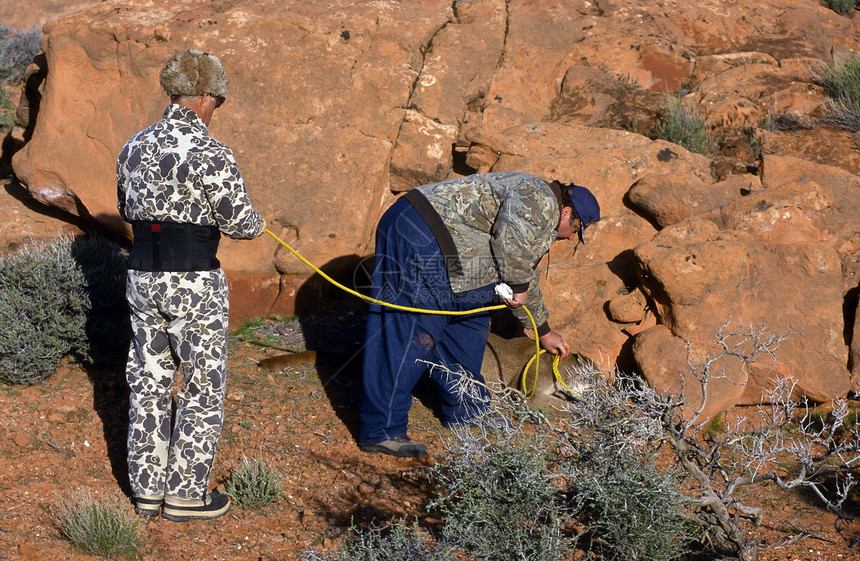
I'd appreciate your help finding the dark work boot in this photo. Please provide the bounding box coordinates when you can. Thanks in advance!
[134,496,163,517]
[359,436,427,457]
[162,493,231,522]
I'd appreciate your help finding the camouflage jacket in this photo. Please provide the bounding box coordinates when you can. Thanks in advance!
[116,104,263,239]
[412,172,560,334]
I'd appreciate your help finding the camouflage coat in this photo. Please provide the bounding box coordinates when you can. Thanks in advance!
[414,172,559,334]
[116,104,262,239]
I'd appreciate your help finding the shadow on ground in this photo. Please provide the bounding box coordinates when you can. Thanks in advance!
[291,255,371,441]
[71,235,133,496]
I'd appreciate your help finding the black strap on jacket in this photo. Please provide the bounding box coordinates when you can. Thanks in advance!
[128,221,221,272]
[403,189,463,279]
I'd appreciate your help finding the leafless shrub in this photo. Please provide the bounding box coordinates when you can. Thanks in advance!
[558,321,858,561]
[761,108,812,132]
[434,362,691,561]
[380,321,858,561]
[818,96,860,132]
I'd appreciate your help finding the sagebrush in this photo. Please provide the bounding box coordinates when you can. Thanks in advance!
[657,95,712,154]
[0,236,128,385]
[0,25,40,84]
[301,520,453,561]
[0,87,14,128]
[566,448,691,561]
[225,456,284,509]
[53,491,143,559]
[430,434,571,561]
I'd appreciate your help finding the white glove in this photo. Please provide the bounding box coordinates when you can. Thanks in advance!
[494,283,514,300]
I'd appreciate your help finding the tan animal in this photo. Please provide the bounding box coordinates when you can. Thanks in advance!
[258,350,317,371]
[481,332,578,411]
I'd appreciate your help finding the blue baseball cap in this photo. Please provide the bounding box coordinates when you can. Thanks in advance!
[564,184,600,243]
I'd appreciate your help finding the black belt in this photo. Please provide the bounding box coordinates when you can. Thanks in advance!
[128,221,221,272]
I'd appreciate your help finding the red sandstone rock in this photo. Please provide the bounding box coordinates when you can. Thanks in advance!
[0,0,97,30]
[607,289,648,325]
[634,217,850,403]
[627,172,756,229]
[7,0,860,409]
[474,122,715,218]
[760,155,860,296]
[695,62,807,130]
[718,179,830,245]
[549,64,665,134]
[632,325,748,421]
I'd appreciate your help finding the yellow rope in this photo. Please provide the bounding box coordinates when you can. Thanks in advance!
[521,349,578,396]
[264,228,577,397]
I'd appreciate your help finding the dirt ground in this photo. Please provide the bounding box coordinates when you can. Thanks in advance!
[0,179,86,254]
[0,309,439,561]
[0,303,859,561]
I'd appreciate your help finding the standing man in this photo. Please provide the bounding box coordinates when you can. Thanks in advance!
[117,50,265,521]
[359,172,599,457]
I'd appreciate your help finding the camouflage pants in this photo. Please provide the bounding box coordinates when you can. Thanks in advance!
[125,269,229,501]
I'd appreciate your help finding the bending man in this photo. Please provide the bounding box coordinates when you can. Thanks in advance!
[359,172,599,457]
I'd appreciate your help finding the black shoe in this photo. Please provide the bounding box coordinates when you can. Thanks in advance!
[162,493,231,522]
[134,496,163,517]
[359,436,427,457]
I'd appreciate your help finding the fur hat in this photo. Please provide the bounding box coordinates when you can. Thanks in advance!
[159,49,228,97]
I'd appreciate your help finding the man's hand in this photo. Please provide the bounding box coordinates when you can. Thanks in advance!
[503,291,528,309]
[539,331,571,359]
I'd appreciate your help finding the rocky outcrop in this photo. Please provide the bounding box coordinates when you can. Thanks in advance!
[9,0,860,410]
[632,217,849,407]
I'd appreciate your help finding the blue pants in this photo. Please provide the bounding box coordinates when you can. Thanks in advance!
[359,197,495,445]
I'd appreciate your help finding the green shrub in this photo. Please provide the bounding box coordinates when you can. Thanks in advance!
[565,449,691,561]
[0,25,40,84]
[816,54,860,102]
[53,491,143,559]
[225,456,284,509]
[824,0,858,15]
[302,520,453,561]
[430,437,572,561]
[0,87,14,128]
[0,238,89,384]
[0,236,128,385]
[657,95,712,154]
[815,53,860,131]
